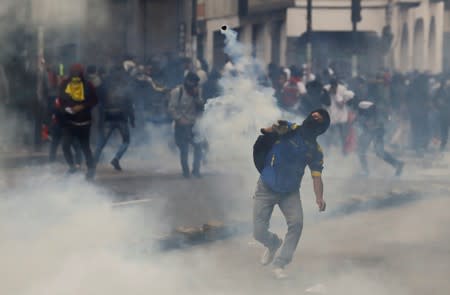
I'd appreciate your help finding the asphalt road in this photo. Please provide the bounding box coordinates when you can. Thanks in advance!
[1,152,450,294]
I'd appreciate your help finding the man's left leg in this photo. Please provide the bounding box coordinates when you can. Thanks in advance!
[273,191,303,270]
[111,121,130,171]
[253,179,282,265]
[374,132,403,176]
[175,124,191,177]
[76,126,96,180]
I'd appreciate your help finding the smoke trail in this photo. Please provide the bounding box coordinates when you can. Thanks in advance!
[196,27,281,171]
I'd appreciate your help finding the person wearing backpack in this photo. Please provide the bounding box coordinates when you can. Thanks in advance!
[93,66,135,171]
[252,109,330,279]
[168,72,205,178]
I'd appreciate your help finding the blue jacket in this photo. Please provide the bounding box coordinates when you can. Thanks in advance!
[260,123,324,194]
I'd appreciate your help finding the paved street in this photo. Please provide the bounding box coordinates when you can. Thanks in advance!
[1,151,450,294]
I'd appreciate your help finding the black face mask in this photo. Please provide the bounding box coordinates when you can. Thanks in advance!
[301,110,330,139]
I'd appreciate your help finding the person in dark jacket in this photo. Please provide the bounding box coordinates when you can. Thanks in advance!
[302,76,329,115]
[94,66,135,171]
[48,97,82,165]
[356,101,404,176]
[252,109,330,279]
[59,63,98,179]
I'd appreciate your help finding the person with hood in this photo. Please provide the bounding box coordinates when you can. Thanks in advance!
[252,109,330,279]
[94,66,135,171]
[59,63,98,180]
[168,72,205,178]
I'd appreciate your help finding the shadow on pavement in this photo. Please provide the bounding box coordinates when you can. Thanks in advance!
[327,190,422,219]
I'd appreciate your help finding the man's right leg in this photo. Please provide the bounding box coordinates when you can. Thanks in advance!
[253,179,282,265]
[61,127,76,173]
[273,191,303,269]
[175,125,191,177]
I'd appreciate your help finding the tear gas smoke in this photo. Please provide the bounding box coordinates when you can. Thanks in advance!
[196,27,281,172]
[1,8,450,295]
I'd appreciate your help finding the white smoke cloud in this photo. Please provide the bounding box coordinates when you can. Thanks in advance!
[196,28,281,172]
[1,15,450,295]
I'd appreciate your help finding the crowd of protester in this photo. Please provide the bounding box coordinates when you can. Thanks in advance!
[267,63,450,172]
[32,54,218,179]
[1,52,450,179]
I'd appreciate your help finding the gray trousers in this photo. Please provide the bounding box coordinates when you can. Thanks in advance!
[253,178,303,268]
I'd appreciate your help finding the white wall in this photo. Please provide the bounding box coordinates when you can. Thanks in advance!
[288,0,445,73]
[287,6,385,37]
[205,0,238,19]
[31,0,87,27]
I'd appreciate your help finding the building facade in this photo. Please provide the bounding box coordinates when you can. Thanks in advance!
[8,0,447,74]
[287,0,445,74]
[196,0,293,69]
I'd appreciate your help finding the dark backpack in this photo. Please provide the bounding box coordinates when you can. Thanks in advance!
[177,86,205,113]
[253,132,279,173]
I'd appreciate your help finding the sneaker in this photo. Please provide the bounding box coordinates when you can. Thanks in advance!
[110,158,122,171]
[86,169,96,181]
[260,237,283,266]
[272,267,288,279]
[395,162,404,176]
[192,171,202,178]
[65,166,78,175]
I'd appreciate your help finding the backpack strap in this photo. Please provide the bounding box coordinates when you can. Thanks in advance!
[178,86,183,103]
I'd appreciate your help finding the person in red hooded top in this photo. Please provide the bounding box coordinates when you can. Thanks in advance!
[59,63,98,180]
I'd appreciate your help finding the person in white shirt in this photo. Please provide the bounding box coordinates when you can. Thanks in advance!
[323,78,354,154]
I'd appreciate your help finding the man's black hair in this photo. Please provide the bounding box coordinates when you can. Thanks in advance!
[289,65,302,78]
[185,71,200,83]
